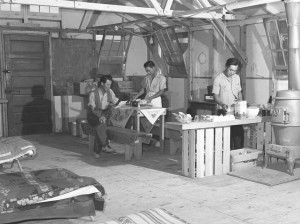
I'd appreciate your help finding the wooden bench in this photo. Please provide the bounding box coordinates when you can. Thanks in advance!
[151,124,182,155]
[87,126,152,161]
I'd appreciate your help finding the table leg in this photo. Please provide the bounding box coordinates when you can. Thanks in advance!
[136,113,140,131]
[160,115,165,153]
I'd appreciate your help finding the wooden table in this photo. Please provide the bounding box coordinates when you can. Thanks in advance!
[115,105,167,153]
[165,116,272,178]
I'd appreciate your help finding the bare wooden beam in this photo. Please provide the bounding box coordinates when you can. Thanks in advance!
[79,0,102,30]
[174,0,198,9]
[88,16,161,30]
[172,0,282,17]
[5,0,159,15]
[115,13,150,33]
[4,0,227,19]
[164,0,174,12]
[80,11,95,29]
[198,0,247,64]
[146,0,164,15]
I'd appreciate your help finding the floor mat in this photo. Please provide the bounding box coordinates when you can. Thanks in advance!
[100,208,190,224]
[228,162,300,186]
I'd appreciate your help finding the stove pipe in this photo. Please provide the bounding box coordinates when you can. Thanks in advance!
[285,0,300,90]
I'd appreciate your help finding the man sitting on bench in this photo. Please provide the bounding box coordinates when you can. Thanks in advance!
[87,74,119,158]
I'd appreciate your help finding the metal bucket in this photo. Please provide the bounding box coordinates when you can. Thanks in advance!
[69,121,77,136]
[76,118,88,138]
[271,90,300,146]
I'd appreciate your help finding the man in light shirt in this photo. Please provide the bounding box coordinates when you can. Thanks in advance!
[212,58,244,150]
[133,60,167,108]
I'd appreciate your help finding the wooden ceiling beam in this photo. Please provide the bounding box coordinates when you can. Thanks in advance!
[172,0,282,17]
[88,16,161,30]
[4,0,226,19]
[164,0,174,12]
[144,0,164,15]
[79,0,102,30]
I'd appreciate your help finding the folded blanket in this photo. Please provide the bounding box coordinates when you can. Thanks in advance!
[0,168,105,216]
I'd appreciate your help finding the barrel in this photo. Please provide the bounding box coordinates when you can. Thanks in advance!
[76,118,88,138]
[271,90,300,146]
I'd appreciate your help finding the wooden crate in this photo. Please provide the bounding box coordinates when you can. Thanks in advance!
[117,81,134,93]
[230,148,262,171]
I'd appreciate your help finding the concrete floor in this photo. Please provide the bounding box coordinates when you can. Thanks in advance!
[5,133,300,224]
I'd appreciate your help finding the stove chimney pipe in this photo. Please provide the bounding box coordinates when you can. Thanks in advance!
[285,0,300,90]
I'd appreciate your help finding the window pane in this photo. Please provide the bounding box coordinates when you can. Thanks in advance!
[278,20,288,34]
[275,70,288,79]
[282,34,288,49]
[272,52,286,66]
[266,20,278,35]
[269,36,281,49]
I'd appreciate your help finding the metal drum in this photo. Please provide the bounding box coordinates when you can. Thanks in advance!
[271,90,300,146]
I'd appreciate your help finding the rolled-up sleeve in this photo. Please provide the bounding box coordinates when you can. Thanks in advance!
[88,92,96,109]
[159,76,167,90]
[212,76,220,94]
[110,90,119,104]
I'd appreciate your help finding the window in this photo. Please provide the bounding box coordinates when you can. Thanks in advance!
[264,18,288,79]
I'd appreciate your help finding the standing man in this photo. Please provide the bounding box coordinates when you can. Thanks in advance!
[133,61,167,108]
[212,58,244,150]
[87,75,119,158]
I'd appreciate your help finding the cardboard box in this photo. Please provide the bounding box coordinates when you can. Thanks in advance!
[74,81,97,95]
[117,81,134,93]
[230,148,262,171]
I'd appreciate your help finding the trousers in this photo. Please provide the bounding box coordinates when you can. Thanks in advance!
[217,109,244,150]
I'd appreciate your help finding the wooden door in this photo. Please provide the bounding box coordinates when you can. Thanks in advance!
[4,34,52,136]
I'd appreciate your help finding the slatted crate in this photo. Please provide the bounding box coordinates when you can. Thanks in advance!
[181,127,231,178]
[230,148,263,171]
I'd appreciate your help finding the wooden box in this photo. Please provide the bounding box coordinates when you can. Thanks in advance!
[117,81,134,93]
[74,81,97,95]
[230,148,262,171]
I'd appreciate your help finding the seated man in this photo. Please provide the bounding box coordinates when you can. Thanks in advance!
[87,74,119,158]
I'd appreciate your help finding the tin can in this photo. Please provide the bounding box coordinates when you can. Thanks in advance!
[235,101,247,119]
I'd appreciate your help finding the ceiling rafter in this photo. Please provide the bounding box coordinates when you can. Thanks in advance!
[115,13,151,33]
[172,0,282,17]
[3,0,230,19]
[88,16,162,30]
[79,0,102,30]
[198,0,247,64]
[163,0,174,13]
[143,0,164,15]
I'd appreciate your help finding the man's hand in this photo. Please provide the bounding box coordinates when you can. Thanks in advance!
[99,116,106,123]
[221,104,229,111]
[145,97,151,103]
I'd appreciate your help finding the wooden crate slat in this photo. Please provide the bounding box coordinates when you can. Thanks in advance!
[222,127,231,173]
[205,128,214,176]
[196,129,205,178]
[214,127,223,175]
[182,130,189,176]
[188,129,196,178]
